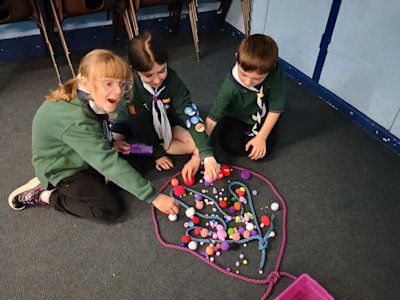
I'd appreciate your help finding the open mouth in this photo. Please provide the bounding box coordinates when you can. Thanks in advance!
[107,98,117,104]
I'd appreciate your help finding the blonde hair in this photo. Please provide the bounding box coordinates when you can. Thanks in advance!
[236,34,278,74]
[45,49,132,101]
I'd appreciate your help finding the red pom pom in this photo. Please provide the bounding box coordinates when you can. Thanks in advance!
[192,216,200,225]
[181,235,191,244]
[261,215,270,227]
[173,185,185,197]
[235,188,245,197]
[221,165,231,177]
[183,176,195,186]
[194,228,202,235]
[219,201,228,208]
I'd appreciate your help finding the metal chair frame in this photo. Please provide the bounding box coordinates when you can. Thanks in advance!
[48,0,137,80]
[0,0,64,83]
[129,0,200,61]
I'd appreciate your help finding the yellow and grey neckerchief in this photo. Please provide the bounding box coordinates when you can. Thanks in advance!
[232,63,266,137]
[142,81,172,150]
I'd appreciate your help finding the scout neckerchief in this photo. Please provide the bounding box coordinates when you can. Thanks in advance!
[77,87,113,142]
[141,81,172,149]
[232,63,267,137]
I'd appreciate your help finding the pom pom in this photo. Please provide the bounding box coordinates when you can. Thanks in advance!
[173,185,185,197]
[240,170,251,180]
[191,216,200,225]
[221,241,230,251]
[271,202,280,211]
[261,215,270,226]
[181,235,191,244]
[188,241,198,250]
[171,178,179,187]
[183,176,195,186]
[168,214,177,221]
[185,207,195,218]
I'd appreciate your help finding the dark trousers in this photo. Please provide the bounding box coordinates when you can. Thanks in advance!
[49,168,124,221]
[211,116,278,161]
[49,155,153,222]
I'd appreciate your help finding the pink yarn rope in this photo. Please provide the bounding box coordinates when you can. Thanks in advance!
[151,165,297,299]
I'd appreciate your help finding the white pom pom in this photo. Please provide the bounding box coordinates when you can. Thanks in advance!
[245,223,254,231]
[188,241,198,250]
[168,214,177,221]
[271,202,279,211]
[185,207,195,218]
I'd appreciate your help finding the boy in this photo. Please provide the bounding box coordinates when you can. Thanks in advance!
[205,34,286,161]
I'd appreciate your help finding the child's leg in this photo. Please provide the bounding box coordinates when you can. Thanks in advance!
[213,116,249,156]
[50,168,124,222]
[263,117,281,159]
[165,125,196,155]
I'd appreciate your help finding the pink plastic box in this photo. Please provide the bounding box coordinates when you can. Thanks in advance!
[275,273,334,300]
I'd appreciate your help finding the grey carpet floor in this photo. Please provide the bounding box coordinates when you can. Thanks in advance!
[1,30,399,300]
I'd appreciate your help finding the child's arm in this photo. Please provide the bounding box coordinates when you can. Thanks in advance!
[206,77,237,136]
[113,140,131,155]
[205,117,217,136]
[245,111,280,160]
[168,69,220,180]
[246,63,286,160]
[152,193,179,215]
[155,156,173,171]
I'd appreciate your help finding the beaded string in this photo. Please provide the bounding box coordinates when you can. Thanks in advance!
[152,165,297,299]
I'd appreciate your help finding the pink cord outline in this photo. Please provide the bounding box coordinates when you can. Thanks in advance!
[151,165,297,299]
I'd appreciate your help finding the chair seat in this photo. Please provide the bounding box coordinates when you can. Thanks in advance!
[0,0,35,24]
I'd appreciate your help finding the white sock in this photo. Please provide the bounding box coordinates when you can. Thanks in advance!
[39,190,54,204]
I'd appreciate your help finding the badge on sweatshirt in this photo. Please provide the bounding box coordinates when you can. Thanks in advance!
[128,104,136,116]
[195,123,205,132]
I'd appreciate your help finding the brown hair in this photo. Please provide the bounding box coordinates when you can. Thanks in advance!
[128,31,168,72]
[236,34,278,74]
[45,49,132,101]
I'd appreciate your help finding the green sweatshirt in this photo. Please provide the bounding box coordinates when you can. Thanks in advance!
[116,68,213,160]
[208,62,286,125]
[32,97,156,203]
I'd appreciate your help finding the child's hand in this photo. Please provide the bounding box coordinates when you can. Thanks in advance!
[182,155,201,182]
[203,156,220,182]
[152,193,179,215]
[155,156,174,171]
[113,140,131,155]
[245,136,267,160]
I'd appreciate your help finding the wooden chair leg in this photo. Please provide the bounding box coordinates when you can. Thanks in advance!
[49,0,76,79]
[34,1,63,84]
[122,9,134,39]
[187,0,199,61]
[241,0,250,36]
[127,0,139,36]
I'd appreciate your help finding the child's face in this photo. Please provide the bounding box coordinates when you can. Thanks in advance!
[86,77,132,113]
[137,63,168,89]
[237,64,268,88]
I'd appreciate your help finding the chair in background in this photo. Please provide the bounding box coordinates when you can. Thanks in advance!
[241,0,250,36]
[218,0,250,36]
[48,0,137,80]
[0,0,63,83]
[129,0,200,61]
